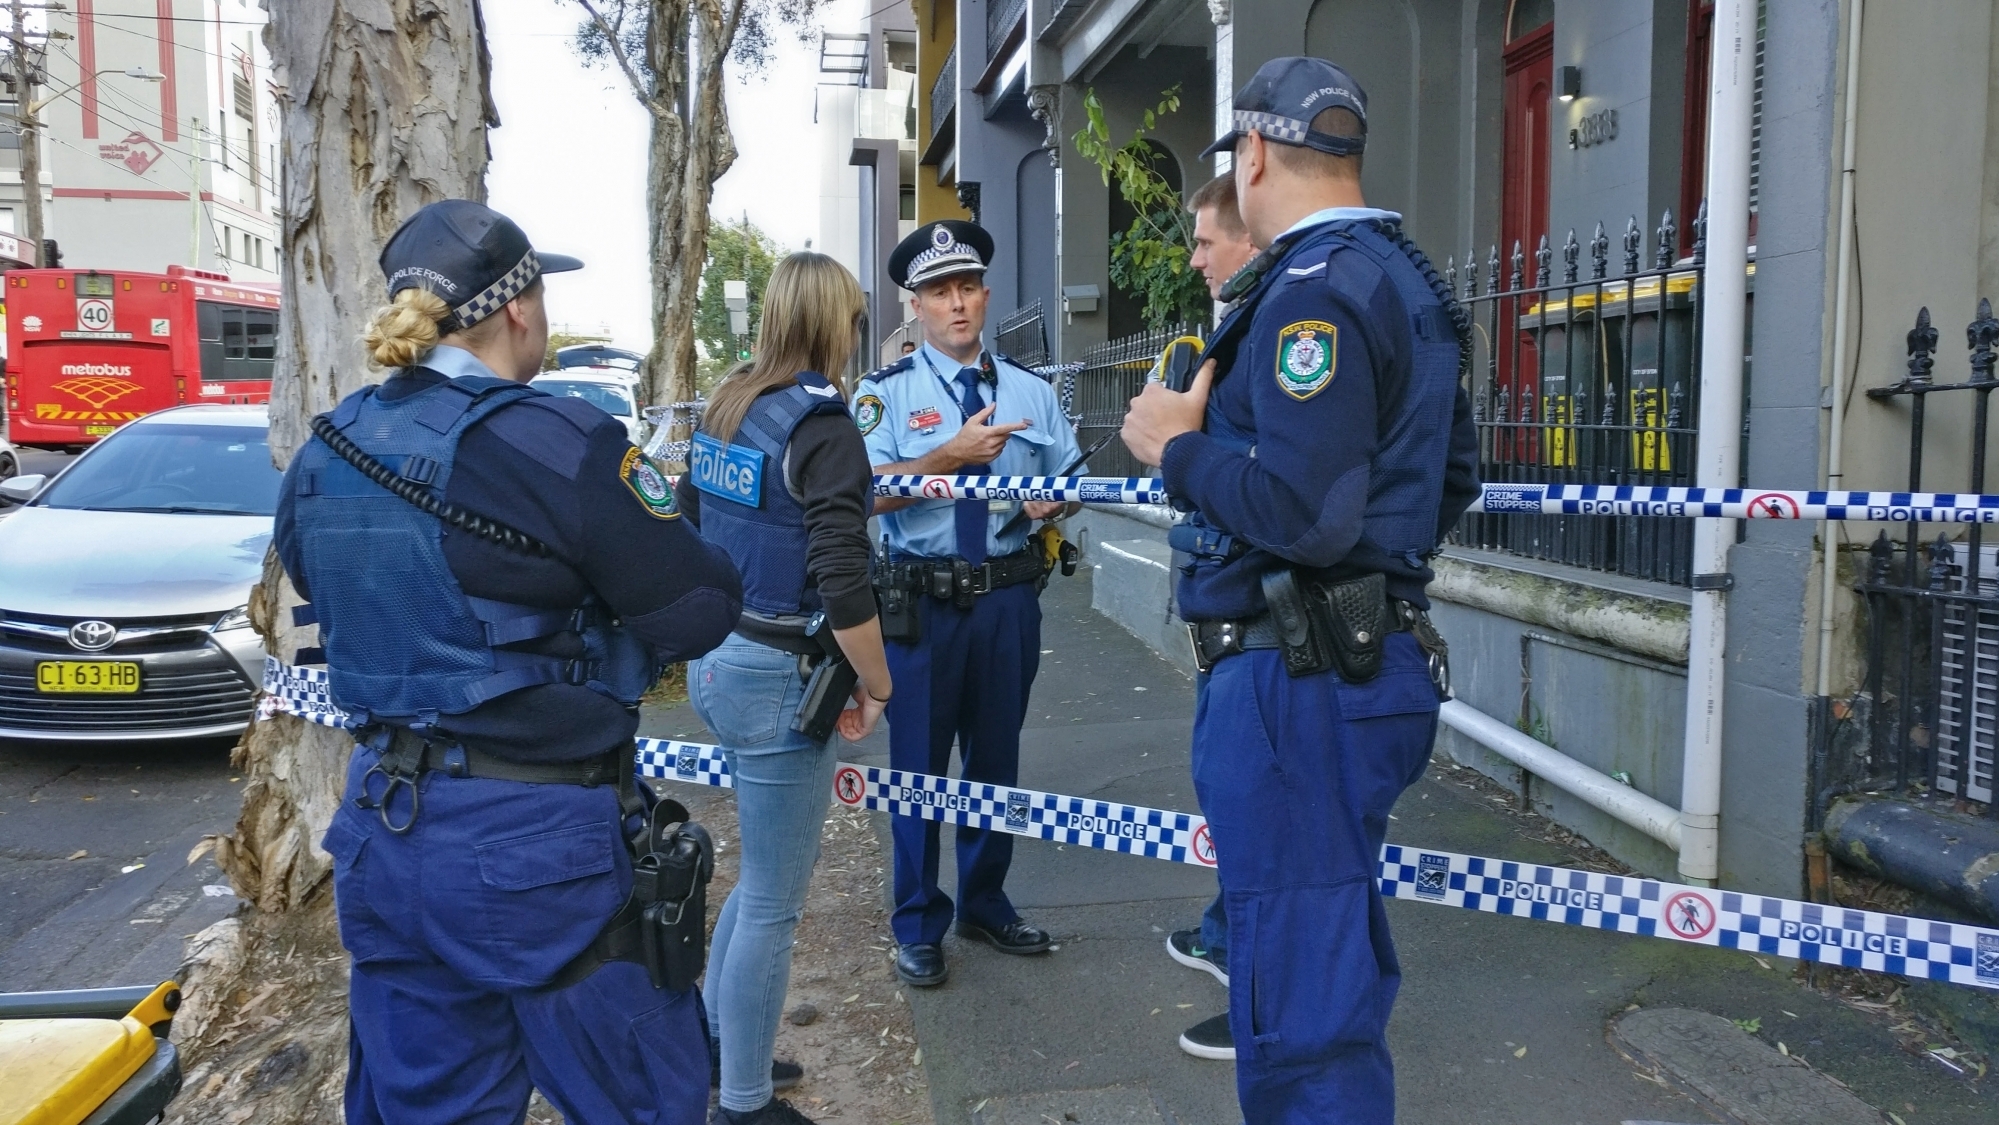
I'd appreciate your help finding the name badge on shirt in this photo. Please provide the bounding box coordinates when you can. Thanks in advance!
[988,499,1015,514]
[909,407,944,432]
[688,430,763,507]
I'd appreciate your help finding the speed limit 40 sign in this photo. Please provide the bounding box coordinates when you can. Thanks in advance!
[76,298,114,333]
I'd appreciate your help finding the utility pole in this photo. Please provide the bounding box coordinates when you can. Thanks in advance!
[7,0,44,265]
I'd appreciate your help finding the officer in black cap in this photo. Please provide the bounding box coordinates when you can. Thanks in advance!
[276,199,744,1124]
[1121,58,1478,1123]
[859,219,1085,988]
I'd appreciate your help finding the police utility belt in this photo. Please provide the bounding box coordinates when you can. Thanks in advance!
[870,548,1046,645]
[354,726,714,994]
[1190,570,1451,697]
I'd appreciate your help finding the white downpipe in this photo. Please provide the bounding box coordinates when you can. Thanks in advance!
[1679,0,1757,885]
[1815,0,1865,700]
[1439,701,1683,851]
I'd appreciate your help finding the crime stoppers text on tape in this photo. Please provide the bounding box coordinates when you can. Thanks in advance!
[259,660,1999,992]
[873,474,1167,506]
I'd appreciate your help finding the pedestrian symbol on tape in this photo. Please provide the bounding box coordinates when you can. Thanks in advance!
[921,478,954,499]
[1192,823,1217,867]
[1663,890,1717,940]
[1747,493,1801,519]
[834,766,866,807]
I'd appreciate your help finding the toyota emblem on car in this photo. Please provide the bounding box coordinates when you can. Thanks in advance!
[68,620,118,652]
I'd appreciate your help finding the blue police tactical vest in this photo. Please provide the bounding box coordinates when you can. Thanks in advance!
[688,372,858,617]
[1173,219,1458,606]
[288,373,660,730]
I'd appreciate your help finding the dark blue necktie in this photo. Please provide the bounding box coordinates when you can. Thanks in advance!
[953,368,990,565]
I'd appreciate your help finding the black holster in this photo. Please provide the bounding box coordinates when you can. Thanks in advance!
[792,613,859,743]
[874,539,923,644]
[548,793,713,993]
[1260,570,1391,682]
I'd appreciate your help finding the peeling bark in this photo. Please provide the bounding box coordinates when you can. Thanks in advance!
[171,3,494,1119]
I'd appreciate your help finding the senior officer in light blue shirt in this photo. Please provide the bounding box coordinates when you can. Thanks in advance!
[858,219,1082,989]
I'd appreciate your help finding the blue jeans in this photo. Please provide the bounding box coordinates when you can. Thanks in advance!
[689,635,838,1113]
[1200,890,1229,961]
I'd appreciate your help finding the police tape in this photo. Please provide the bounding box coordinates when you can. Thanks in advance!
[873,474,1168,505]
[869,475,1999,524]
[258,659,1999,993]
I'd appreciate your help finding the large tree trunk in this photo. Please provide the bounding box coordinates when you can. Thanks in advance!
[641,0,740,440]
[169,3,495,1119]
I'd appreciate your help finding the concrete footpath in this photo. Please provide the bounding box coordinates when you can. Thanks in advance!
[837,570,1998,1125]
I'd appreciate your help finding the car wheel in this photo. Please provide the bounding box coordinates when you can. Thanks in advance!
[0,451,14,481]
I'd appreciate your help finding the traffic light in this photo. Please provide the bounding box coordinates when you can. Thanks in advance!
[737,346,752,361]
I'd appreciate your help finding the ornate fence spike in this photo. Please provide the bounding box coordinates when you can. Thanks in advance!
[1509,240,1525,291]
[1868,530,1894,586]
[1666,382,1685,429]
[1927,533,1956,589]
[1519,378,1536,422]
[1488,244,1501,296]
[1465,247,1478,298]
[1622,216,1642,275]
[1600,392,1617,426]
[1656,209,1677,270]
[1692,199,1709,264]
[1444,255,1457,295]
[1907,307,1938,387]
[1590,222,1609,280]
[1562,229,1580,283]
[1535,234,1552,288]
[1968,297,1999,385]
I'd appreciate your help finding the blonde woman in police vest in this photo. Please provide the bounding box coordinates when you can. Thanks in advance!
[672,252,890,1125]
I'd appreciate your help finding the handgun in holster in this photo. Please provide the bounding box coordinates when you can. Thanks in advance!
[792,611,859,743]
[873,536,922,644]
[630,798,713,992]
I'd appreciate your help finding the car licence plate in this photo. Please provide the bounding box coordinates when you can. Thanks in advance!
[36,661,141,694]
[83,424,116,436]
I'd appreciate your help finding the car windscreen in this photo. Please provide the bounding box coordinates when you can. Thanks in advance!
[534,380,635,417]
[36,423,282,515]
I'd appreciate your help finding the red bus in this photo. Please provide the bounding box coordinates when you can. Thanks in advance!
[3,265,280,449]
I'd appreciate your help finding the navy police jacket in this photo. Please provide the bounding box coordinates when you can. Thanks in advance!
[1162,216,1479,621]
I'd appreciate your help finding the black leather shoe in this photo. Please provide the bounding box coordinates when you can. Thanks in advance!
[955,918,1052,955]
[895,942,948,987]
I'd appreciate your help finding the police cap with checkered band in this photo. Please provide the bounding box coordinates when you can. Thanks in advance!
[1200,56,1368,159]
[379,200,584,331]
[888,219,994,292]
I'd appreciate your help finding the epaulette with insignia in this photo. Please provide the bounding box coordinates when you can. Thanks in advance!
[862,355,915,384]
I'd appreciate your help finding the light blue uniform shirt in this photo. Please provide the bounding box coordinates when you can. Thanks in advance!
[859,340,1084,560]
[1279,206,1403,238]
[418,344,504,382]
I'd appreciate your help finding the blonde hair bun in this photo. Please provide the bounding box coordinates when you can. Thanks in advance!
[364,287,451,369]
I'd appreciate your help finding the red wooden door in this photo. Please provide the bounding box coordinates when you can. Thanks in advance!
[1499,23,1553,461]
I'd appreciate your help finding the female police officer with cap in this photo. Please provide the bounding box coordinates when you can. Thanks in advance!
[275,199,744,1125]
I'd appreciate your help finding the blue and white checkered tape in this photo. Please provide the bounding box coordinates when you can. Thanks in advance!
[872,474,1167,506]
[259,660,1999,992]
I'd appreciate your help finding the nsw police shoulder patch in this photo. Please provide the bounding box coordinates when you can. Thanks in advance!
[1275,320,1338,400]
[855,394,885,435]
[619,447,678,520]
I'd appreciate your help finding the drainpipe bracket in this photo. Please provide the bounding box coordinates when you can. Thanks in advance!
[1690,573,1735,592]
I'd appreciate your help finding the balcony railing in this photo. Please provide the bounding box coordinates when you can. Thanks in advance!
[987,0,1028,63]
[928,47,957,153]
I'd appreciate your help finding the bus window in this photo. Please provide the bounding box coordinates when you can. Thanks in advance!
[195,301,276,383]
[245,309,277,362]
[223,316,245,360]
[197,300,225,381]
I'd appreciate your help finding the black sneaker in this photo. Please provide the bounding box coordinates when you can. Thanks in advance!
[712,1098,818,1125]
[1177,1012,1235,1061]
[710,1046,805,1091]
[1165,928,1228,985]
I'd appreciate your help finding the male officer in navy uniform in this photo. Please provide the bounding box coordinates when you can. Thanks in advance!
[276,200,743,1124]
[859,220,1084,988]
[1122,60,1478,1124]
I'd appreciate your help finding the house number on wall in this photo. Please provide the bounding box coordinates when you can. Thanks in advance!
[1570,107,1618,149]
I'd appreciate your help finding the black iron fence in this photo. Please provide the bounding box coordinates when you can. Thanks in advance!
[996,300,1050,369]
[928,47,956,151]
[1069,325,1199,479]
[1448,210,1708,586]
[1847,301,1999,819]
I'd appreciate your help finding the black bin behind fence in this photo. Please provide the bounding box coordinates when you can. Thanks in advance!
[1846,301,1999,821]
[1449,210,1708,587]
[1068,324,1201,480]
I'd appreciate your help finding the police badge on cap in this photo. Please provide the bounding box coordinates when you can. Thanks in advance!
[888,220,994,291]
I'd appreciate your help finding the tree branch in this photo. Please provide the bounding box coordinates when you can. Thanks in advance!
[572,0,665,115]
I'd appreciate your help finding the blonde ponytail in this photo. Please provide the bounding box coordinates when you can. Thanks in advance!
[364,288,451,369]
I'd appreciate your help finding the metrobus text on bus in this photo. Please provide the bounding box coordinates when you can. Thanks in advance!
[3,265,279,449]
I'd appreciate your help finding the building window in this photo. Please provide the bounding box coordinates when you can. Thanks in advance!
[899,184,915,221]
[0,208,14,234]
[1506,0,1553,43]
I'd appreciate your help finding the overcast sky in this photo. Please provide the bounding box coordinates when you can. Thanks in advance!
[484,0,866,351]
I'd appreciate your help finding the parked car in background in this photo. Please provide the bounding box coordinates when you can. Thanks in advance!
[0,431,17,489]
[533,368,648,447]
[554,343,643,373]
[0,405,278,741]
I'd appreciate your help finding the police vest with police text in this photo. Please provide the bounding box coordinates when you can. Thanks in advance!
[287,373,660,730]
[687,372,858,618]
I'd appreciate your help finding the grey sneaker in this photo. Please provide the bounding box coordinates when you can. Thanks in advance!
[1177,1012,1235,1061]
[1166,928,1229,985]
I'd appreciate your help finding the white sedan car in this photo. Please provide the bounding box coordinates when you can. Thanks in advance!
[0,406,278,740]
